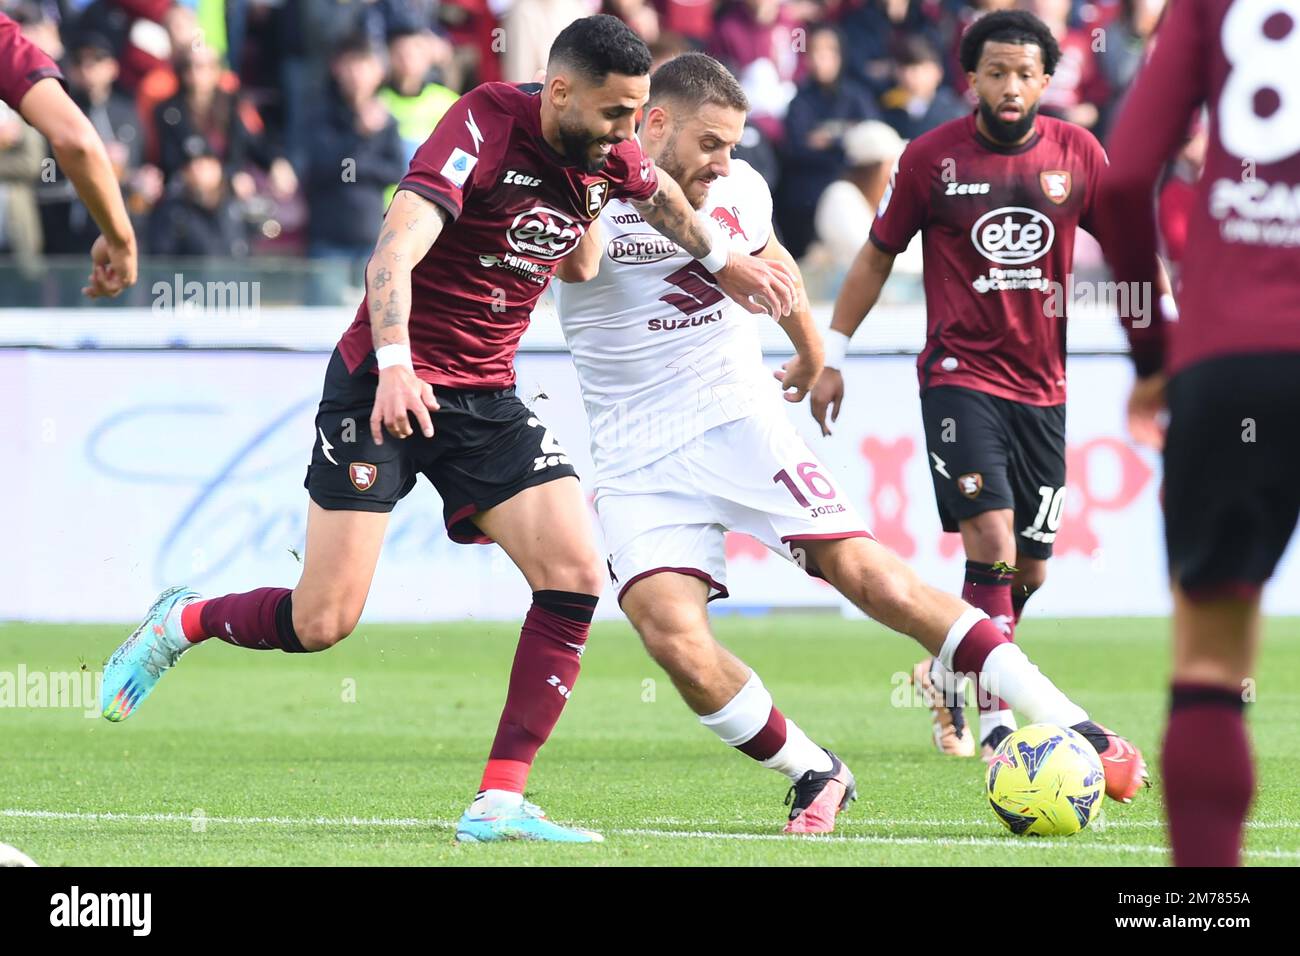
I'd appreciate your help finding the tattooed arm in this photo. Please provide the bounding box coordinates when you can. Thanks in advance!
[629,172,716,258]
[630,173,798,317]
[366,188,448,444]
[368,189,448,350]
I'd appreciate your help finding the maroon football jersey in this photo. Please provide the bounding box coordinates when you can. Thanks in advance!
[870,112,1107,406]
[0,13,63,110]
[337,82,659,389]
[1099,0,1300,376]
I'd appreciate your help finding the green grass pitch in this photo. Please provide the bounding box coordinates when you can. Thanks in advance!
[3,616,1298,866]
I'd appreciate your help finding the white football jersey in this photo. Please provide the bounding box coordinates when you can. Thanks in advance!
[553,159,781,484]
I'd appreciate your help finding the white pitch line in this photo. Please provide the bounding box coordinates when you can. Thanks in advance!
[631,816,1300,831]
[5,808,1298,860]
[1,809,440,828]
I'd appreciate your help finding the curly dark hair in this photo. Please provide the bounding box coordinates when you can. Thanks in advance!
[958,10,1061,76]
[548,14,653,82]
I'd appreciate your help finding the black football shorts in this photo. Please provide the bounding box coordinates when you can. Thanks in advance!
[920,385,1067,561]
[1164,353,1300,600]
[303,348,578,542]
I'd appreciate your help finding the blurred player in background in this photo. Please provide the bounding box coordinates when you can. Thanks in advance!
[556,52,1148,830]
[0,12,136,298]
[98,15,796,845]
[1097,0,1300,866]
[810,10,1144,766]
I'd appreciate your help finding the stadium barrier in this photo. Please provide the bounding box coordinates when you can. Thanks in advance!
[5,305,1297,621]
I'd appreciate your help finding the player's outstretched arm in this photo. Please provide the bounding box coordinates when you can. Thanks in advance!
[366,188,448,445]
[630,172,796,317]
[811,239,897,436]
[19,77,136,298]
[761,238,822,404]
[555,219,602,283]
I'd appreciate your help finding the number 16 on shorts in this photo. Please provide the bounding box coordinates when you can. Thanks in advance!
[773,461,849,518]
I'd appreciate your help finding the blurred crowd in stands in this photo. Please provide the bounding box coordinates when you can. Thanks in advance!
[0,0,1183,299]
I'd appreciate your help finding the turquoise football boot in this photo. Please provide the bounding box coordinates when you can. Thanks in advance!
[101,586,199,721]
[455,799,604,843]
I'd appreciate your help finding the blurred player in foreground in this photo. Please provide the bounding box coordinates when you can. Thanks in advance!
[1097,0,1300,866]
[555,52,1147,833]
[99,16,796,844]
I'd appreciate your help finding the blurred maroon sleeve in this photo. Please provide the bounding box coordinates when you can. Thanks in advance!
[607,140,659,202]
[0,13,63,111]
[398,89,489,223]
[1095,0,1207,376]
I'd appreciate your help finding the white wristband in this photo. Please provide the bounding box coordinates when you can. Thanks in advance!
[1159,292,1179,321]
[823,329,851,370]
[697,217,730,274]
[375,343,412,371]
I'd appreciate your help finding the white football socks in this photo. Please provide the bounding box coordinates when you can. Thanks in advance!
[979,710,1018,743]
[699,672,832,781]
[928,656,968,708]
[698,672,772,745]
[939,608,1088,729]
[928,655,1016,742]
[761,719,833,781]
[469,789,523,815]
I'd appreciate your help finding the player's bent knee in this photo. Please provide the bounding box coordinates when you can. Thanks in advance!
[640,627,713,684]
[534,556,605,598]
[294,609,361,651]
[631,605,710,667]
[638,614,708,657]
[962,513,1015,558]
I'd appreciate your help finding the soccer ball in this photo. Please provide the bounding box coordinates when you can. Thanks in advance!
[986,724,1104,837]
[0,842,38,867]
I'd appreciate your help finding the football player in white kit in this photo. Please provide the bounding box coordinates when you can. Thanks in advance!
[554,53,1145,833]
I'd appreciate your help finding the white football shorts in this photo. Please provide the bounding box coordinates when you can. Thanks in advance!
[595,410,873,602]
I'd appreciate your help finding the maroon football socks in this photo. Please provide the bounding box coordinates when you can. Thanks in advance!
[479,590,598,794]
[1164,682,1253,866]
[181,588,306,652]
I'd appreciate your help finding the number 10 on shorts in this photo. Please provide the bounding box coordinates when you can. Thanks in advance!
[1023,484,1066,544]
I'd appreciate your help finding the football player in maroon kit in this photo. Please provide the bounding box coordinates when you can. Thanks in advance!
[0,13,136,298]
[99,15,797,844]
[1097,0,1300,867]
[809,10,1149,791]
